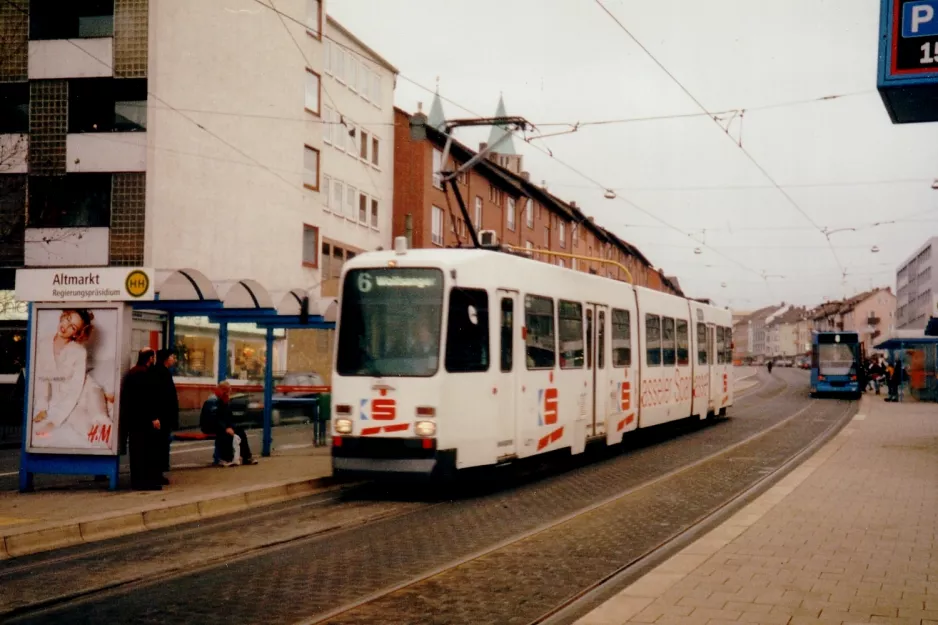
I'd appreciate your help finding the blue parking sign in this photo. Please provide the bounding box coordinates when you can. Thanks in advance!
[902,0,938,37]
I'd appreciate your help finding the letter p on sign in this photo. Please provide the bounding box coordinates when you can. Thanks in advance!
[913,4,935,33]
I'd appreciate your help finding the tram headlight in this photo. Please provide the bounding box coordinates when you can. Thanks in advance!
[415,420,436,437]
[335,418,353,434]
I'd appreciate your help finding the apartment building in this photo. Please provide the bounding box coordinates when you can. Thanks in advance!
[896,236,938,330]
[0,0,395,398]
[391,93,683,296]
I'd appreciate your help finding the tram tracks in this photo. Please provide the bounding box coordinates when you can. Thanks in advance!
[304,380,853,625]
[4,370,818,625]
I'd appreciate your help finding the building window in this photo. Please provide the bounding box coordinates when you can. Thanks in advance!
[371,72,381,105]
[333,111,345,148]
[69,78,147,133]
[525,198,534,228]
[322,106,333,144]
[303,145,320,191]
[507,197,516,231]
[345,185,357,220]
[306,0,321,38]
[559,222,566,248]
[474,196,482,229]
[324,40,332,74]
[334,46,345,83]
[332,179,344,213]
[432,205,444,245]
[346,125,357,153]
[302,224,319,267]
[30,0,114,39]
[28,173,111,228]
[348,57,358,93]
[305,68,320,116]
[371,198,378,228]
[0,83,28,134]
[359,130,369,160]
[322,175,331,211]
[371,137,380,167]
[358,63,369,97]
[359,192,367,223]
[432,148,443,189]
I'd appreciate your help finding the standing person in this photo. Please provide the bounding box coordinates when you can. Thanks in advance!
[201,382,258,466]
[150,349,179,485]
[120,348,162,490]
[767,360,774,374]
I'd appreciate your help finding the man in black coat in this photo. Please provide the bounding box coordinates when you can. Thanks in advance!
[150,349,179,484]
[200,381,257,466]
[120,348,161,490]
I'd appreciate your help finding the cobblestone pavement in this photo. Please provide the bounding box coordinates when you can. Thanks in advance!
[4,370,831,625]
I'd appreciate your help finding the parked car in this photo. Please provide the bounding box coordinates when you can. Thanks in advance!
[777,359,794,368]
[207,372,327,429]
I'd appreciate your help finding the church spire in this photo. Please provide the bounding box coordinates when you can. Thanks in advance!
[486,93,517,155]
[428,78,446,131]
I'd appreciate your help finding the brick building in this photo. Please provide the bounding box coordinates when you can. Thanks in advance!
[391,95,682,297]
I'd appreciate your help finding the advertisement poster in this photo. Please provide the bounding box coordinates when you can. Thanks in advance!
[27,304,126,455]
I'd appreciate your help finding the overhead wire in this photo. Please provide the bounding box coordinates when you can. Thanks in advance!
[592,0,846,276]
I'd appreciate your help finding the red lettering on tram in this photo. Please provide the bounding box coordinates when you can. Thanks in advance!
[620,381,631,411]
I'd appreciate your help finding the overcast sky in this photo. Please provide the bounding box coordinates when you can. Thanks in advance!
[330,0,938,311]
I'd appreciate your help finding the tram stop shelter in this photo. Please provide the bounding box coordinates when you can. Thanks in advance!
[874,331,938,403]
[15,267,335,492]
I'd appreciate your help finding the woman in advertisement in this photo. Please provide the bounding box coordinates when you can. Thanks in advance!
[31,309,115,450]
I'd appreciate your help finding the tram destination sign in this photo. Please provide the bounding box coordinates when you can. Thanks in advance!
[878,0,938,123]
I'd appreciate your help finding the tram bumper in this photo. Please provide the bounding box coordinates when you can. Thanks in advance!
[331,436,456,481]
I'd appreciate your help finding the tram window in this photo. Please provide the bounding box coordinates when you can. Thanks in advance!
[445,288,490,373]
[676,320,689,366]
[611,308,631,367]
[645,314,661,366]
[716,327,725,364]
[585,309,593,369]
[560,300,584,369]
[697,323,708,365]
[525,294,556,369]
[500,298,513,372]
[724,327,733,363]
[598,310,606,369]
[662,317,675,366]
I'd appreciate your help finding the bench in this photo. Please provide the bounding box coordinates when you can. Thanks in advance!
[171,430,220,464]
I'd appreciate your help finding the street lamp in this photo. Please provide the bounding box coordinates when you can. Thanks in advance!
[931,179,938,190]
[604,189,617,199]
[871,245,880,253]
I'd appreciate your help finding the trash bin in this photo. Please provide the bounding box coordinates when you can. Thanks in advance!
[314,392,331,446]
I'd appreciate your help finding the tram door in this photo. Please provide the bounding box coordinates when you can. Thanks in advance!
[708,324,720,412]
[585,305,609,438]
[496,290,518,459]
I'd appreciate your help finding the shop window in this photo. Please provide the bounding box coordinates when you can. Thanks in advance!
[229,337,267,381]
[30,0,114,40]
[174,332,216,379]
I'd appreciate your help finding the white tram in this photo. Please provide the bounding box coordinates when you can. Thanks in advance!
[330,240,734,480]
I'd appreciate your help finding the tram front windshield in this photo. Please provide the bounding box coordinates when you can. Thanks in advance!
[817,343,858,376]
[336,268,444,377]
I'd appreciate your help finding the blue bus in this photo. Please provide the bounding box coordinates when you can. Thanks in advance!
[810,331,862,398]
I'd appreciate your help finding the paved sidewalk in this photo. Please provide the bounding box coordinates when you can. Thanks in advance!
[575,394,938,625]
[0,446,336,559]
